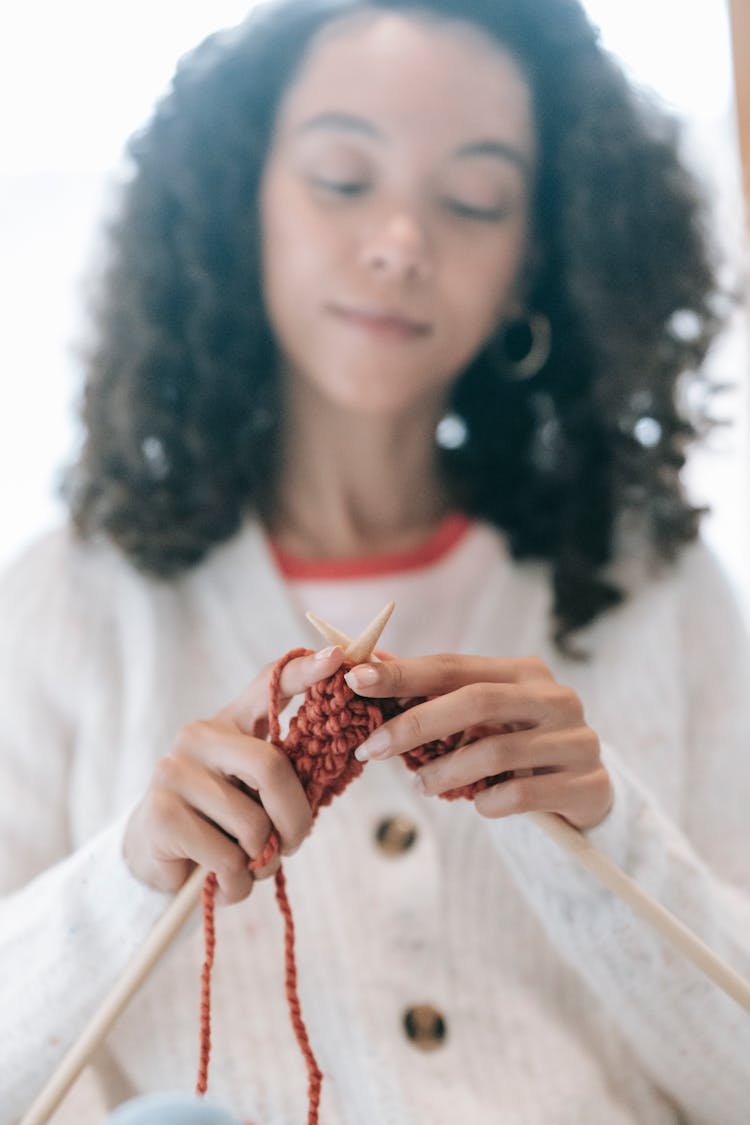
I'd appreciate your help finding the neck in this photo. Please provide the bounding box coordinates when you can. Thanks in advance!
[268,377,451,560]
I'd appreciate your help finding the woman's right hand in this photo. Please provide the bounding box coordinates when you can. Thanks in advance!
[123,645,346,904]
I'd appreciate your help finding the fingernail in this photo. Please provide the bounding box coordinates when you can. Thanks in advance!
[315,645,340,661]
[345,665,379,689]
[354,729,391,761]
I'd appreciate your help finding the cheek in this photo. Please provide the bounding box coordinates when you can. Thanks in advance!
[262,206,354,351]
[262,198,309,300]
[440,245,524,356]
[419,237,525,388]
[261,211,323,354]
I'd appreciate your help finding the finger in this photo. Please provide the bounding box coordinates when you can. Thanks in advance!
[416,729,589,797]
[353,683,548,761]
[344,653,553,699]
[276,644,346,703]
[473,766,611,829]
[473,769,574,821]
[157,753,277,864]
[224,646,345,734]
[369,649,416,707]
[174,724,314,852]
[150,791,256,905]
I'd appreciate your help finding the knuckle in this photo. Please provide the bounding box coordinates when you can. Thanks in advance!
[172,719,210,755]
[256,744,289,787]
[294,811,314,846]
[559,727,596,768]
[562,689,585,721]
[435,652,462,679]
[220,874,254,906]
[538,682,561,709]
[592,764,611,792]
[461,682,490,715]
[581,727,601,761]
[590,769,606,798]
[506,778,533,813]
[219,849,250,885]
[487,739,509,774]
[540,682,581,719]
[235,825,264,861]
[280,833,304,858]
[152,753,180,789]
[235,809,273,858]
[519,656,551,681]
[383,661,404,693]
[402,708,425,745]
[149,787,182,831]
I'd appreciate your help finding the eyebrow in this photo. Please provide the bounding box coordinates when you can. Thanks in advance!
[293,112,532,180]
[453,139,531,181]
[294,112,383,141]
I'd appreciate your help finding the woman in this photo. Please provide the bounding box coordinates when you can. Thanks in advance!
[2,0,748,1122]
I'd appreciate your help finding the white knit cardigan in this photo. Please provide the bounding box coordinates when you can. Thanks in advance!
[1,520,749,1125]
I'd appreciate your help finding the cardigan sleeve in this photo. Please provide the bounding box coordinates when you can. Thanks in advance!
[484,540,750,1125]
[0,532,171,1123]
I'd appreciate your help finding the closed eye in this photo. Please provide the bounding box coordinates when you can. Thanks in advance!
[445,199,511,222]
[311,177,368,197]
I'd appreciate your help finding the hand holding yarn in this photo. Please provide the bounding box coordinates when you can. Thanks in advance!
[123,645,349,905]
[346,653,614,831]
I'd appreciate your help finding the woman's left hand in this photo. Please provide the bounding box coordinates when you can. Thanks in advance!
[344,654,613,831]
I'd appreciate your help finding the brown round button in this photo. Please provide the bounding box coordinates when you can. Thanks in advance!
[374,815,419,856]
[403,1005,447,1051]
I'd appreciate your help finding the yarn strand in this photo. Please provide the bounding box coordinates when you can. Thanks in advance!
[195,872,218,1096]
[195,647,471,1120]
[275,864,323,1125]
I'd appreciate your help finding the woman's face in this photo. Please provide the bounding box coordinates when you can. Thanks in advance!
[259,10,535,419]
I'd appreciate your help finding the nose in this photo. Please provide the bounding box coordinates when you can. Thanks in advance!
[360,210,433,284]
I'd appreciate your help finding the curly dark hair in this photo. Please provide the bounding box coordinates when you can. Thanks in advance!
[66,0,727,651]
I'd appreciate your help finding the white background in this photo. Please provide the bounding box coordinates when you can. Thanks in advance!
[0,0,747,615]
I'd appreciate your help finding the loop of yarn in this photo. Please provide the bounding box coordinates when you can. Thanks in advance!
[196,648,513,1121]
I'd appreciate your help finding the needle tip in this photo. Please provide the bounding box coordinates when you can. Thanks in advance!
[344,600,395,663]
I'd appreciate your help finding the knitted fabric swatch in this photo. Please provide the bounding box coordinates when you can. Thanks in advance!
[197,649,512,1123]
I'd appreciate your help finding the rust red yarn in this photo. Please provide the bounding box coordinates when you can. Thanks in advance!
[196,648,511,1121]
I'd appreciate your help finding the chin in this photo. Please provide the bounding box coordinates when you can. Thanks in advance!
[304,357,453,418]
[323,381,441,420]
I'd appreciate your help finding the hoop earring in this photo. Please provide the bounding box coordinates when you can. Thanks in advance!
[501,312,551,380]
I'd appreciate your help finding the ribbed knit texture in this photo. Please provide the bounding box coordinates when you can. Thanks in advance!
[1,519,749,1124]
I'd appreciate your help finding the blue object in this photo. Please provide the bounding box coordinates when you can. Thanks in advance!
[104,1092,243,1124]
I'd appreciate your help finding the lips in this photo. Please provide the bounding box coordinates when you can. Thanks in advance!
[327,303,432,338]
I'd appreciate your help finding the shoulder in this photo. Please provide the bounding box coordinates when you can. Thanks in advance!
[0,514,270,647]
[633,535,747,636]
[604,517,744,612]
[672,538,750,685]
[559,532,748,669]
[672,535,746,607]
[0,523,138,623]
[0,526,161,709]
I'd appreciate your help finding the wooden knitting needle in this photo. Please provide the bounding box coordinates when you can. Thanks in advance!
[345,600,394,662]
[20,603,395,1125]
[307,600,394,664]
[306,611,750,1018]
[20,865,207,1125]
[305,611,351,650]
